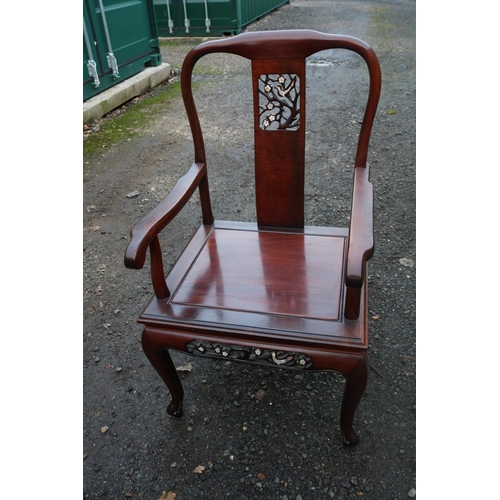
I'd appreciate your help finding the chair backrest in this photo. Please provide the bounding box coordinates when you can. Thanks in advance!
[181,29,381,229]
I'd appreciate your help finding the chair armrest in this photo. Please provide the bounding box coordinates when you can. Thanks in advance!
[124,162,207,270]
[345,164,374,288]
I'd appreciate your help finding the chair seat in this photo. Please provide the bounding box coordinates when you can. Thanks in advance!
[138,221,368,354]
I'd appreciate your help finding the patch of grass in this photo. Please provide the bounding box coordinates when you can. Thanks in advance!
[159,39,200,49]
[83,81,182,157]
[369,5,398,49]
[370,5,413,50]
[193,64,225,76]
[370,5,393,30]
[159,38,226,76]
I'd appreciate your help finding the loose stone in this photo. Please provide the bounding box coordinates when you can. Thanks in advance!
[255,389,266,399]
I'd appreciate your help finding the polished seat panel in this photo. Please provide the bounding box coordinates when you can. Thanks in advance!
[172,228,344,321]
[138,223,366,348]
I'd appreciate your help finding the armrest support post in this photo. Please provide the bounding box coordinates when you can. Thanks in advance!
[344,164,374,320]
[149,236,170,299]
[344,287,362,321]
[124,162,208,270]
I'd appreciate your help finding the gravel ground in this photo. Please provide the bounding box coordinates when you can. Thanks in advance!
[83,0,416,498]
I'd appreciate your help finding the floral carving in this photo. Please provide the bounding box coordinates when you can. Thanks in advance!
[186,339,312,369]
[258,74,300,131]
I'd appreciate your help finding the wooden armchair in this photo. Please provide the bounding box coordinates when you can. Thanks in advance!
[125,30,381,446]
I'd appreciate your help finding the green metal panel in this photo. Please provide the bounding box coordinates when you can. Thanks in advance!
[154,0,237,37]
[84,0,162,101]
[237,0,290,33]
[153,0,289,37]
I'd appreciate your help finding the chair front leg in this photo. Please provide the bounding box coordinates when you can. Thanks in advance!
[340,353,368,446]
[142,329,184,417]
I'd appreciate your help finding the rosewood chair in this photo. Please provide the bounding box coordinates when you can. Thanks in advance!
[125,30,381,446]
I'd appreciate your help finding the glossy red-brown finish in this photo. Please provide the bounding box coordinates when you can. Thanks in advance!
[139,222,366,344]
[172,228,344,320]
[124,30,381,446]
[252,58,305,228]
[125,162,210,270]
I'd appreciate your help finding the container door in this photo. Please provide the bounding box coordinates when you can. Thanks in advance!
[154,0,237,37]
[84,0,162,101]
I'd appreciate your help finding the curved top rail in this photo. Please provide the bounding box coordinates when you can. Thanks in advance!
[181,29,381,167]
[186,29,376,61]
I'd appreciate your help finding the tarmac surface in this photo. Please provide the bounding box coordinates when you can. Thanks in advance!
[83,0,416,498]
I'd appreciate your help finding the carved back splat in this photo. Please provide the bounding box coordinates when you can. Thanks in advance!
[252,58,306,228]
[180,30,381,229]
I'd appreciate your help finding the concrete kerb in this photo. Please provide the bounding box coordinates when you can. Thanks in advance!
[83,63,172,125]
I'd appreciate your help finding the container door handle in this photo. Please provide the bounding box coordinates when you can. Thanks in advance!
[182,0,190,33]
[165,0,174,34]
[204,0,211,33]
[97,0,120,79]
[84,18,100,88]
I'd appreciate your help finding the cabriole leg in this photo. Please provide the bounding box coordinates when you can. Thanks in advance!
[141,329,184,417]
[340,353,368,446]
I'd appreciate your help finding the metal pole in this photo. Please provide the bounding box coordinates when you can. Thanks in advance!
[204,0,211,33]
[235,0,242,34]
[83,18,100,88]
[183,0,190,33]
[97,0,120,79]
[165,0,174,34]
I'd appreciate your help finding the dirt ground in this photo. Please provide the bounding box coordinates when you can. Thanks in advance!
[83,0,415,498]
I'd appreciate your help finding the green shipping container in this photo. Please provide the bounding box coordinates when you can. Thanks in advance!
[153,0,290,37]
[84,0,162,101]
